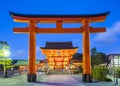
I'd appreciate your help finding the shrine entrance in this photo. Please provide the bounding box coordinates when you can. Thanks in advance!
[40,41,78,70]
[10,11,109,82]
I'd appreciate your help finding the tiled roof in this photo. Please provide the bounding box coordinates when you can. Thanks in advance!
[41,41,78,49]
[9,11,110,18]
[108,54,120,56]
[15,60,39,66]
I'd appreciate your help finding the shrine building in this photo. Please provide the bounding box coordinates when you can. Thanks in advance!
[40,41,78,69]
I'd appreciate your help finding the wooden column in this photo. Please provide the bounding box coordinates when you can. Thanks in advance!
[27,20,37,82]
[82,21,92,82]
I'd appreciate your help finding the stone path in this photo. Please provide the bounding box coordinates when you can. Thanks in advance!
[0,74,117,86]
[34,75,116,86]
[36,75,85,86]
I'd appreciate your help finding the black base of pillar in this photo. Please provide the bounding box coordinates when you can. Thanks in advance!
[82,74,92,82]
[27,74,36,82]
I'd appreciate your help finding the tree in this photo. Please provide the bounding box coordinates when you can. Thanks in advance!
[91,47,97,57]
[97,52,107,63]
[0,41,10,57]
[0,57,12,77]
[72,53,82,60]
[0,41,12,77]
[91,47,107,67]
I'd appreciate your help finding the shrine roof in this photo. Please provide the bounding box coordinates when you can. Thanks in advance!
[15,60,39,66]
[9,11,110,18]
[108,54,120,57]
[40,41,78,49]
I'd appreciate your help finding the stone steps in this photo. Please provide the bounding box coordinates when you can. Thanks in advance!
[47,69,71,75]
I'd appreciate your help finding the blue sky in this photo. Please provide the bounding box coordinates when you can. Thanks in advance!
[0,0,120,60]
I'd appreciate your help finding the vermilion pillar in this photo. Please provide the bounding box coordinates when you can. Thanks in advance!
[82,21,92,82]
[27,21,37,82]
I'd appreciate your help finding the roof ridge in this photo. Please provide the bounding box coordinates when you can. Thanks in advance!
[46,41,72,43]
[9,11,110,18]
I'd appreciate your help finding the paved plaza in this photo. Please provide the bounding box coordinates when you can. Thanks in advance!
[39,75,117,86]
[0,74,118,86]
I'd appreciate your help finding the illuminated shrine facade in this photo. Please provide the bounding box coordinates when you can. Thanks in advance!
[40,42,78,69]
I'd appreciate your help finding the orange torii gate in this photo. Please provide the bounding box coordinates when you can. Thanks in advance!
[10,11,109,82]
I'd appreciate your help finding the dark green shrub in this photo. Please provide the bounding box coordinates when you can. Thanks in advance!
[73,70,81,74]
[116,69,120,78]
[105,78,112,82]
[92,67,108,81]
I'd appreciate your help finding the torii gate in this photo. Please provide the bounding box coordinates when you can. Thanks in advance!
[10,11,109,82]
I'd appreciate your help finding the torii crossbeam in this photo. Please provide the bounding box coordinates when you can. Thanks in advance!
[10,11,109,82]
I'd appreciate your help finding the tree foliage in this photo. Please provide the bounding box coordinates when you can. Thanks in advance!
[91,47,107,67]
[0,57,12,68]
[0,41,12,77]
[72,53,82,60]
[0,41,11,65]
[0,41,10,57]
[91,47,97,56]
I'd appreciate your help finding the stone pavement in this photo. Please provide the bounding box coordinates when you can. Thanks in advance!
[0,74,118,86]
[34,75,116,86]
[35,75,84,86]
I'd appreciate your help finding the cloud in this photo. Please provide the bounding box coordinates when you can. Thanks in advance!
[11,50,27,59]
[11,47,45,60]
[94,21,120,43]
[73,39,81,43]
